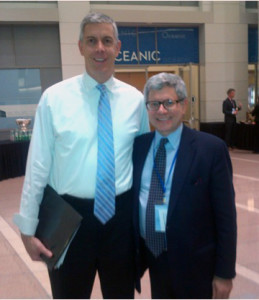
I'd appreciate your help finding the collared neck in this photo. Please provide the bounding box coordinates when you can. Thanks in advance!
[82,71,115,92]
[154,123,183,150]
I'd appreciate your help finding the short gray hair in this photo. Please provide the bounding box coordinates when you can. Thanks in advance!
[79,12,119,41]
[144,72,187,103]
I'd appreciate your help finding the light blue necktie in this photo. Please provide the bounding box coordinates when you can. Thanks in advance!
[94,84,116,224]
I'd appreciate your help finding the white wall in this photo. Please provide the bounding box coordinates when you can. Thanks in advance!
[58,1,90,79]
[0,1,58,21]
[200,1,248,122]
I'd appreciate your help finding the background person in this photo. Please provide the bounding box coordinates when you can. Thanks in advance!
[14,12,149,299]
[222,88,242,149]
[133,73,237,299]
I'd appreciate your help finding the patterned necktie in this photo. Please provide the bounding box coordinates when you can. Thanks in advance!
[145,138,168,257]
[94,84,115,224]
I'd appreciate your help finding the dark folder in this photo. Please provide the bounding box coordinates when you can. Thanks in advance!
[35,184,83,270]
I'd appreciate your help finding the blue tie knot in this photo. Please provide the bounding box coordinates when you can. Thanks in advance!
[97,84,106,93]
[160,138,168,147]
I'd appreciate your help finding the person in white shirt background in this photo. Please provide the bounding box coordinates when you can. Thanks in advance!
[14,12,149,299]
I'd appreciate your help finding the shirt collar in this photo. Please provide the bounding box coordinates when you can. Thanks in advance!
[154,123,183,150]
[82,72,114,92]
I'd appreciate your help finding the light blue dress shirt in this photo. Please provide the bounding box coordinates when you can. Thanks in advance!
[14,72,150,235]
[139,123,183,238]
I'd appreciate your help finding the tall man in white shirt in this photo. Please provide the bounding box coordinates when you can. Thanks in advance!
[14,12,149,299]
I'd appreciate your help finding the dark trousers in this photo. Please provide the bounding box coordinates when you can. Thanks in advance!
[225,121,236,148]
[141,239,213,299]
[146,249,175,299]
[48,191,135,299]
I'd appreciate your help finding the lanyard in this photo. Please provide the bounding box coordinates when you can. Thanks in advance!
[153,139,179,204]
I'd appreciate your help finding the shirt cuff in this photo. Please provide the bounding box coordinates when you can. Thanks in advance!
[13,213,39,236]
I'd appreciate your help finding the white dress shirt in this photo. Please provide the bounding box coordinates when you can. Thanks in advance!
[14,72,150,235]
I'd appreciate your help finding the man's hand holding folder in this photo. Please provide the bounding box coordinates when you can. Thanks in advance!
[19,185,83,270]
[21,234,53,261]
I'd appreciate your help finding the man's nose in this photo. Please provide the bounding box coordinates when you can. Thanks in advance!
[157,103,167,113]
[96,40,105,51]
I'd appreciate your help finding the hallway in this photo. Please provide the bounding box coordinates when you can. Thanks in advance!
[0,149,259,299]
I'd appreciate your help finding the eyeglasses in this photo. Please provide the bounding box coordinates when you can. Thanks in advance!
[146,98,185,111]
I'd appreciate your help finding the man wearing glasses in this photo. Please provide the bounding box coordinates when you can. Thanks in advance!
[132,73,237,299]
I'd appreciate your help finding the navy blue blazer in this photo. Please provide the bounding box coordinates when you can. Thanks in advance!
[132,125,237,294]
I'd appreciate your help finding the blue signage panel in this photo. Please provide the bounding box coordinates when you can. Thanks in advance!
[138,27,158,65]
[116,27,137,65]
[248,27,258,63]
[157,27,199,64]
[116,26,199,65]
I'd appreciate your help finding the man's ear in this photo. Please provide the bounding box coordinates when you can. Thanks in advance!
[78,40,83,56]
[115,40,122,57]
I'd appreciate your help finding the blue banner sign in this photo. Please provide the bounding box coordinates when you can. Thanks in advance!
[116,26,199,65]
[248,27,258,63]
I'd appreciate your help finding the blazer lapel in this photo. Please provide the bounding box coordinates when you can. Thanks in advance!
[134,132,155,196]
[167,126,196,220]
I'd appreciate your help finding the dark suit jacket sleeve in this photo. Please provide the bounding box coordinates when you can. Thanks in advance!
[167,128,237,281]
[210,139,237,278]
